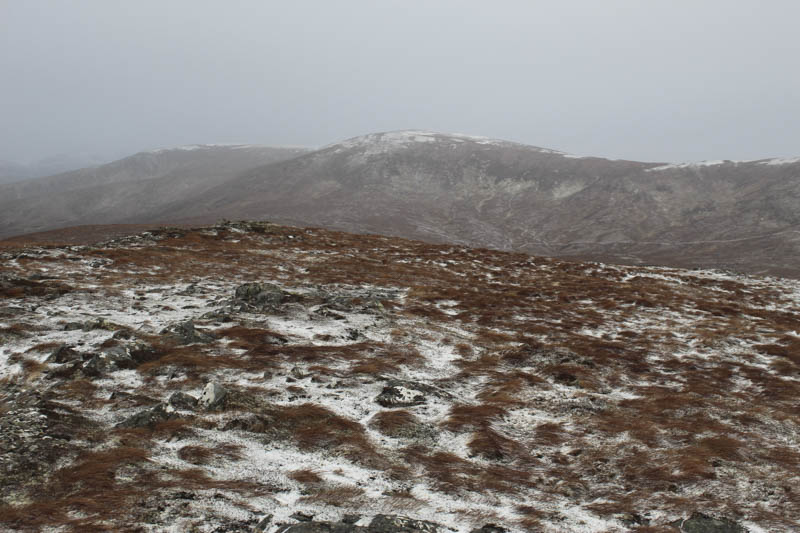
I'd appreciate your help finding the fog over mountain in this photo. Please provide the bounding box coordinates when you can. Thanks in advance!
[0,144,307,237]
[0,154,109,185]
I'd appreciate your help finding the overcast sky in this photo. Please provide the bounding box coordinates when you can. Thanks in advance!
[2,0,800,163]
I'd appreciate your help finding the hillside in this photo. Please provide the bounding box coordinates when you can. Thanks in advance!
[1,221,798,532]
[3,131,800,276]
[0,145,308,239]
[152,131,800,277]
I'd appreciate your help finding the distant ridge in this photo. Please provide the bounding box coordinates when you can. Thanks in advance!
[2,130,800,276]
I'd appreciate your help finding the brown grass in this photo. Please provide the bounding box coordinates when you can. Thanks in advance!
[289,468,324,484]
[370,410,420,438]
[177,443,243,465]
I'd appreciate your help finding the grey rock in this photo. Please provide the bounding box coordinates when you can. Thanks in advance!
[672,512,749,533]
[375,382,430,408]
[470,526,507,533]
[275,523,366,533]
[168,391,199,410]
[198,382,227,410]
[290,366,310,380]
[46,344,80,364]
[233,282,288,311]
[254,514,274,533]
[115,403,177,429]
[163,320,215,345]
[368,515,440,532]
[82,317,117,331]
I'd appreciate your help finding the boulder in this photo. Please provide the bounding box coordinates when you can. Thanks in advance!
[275,523,365,533]
[368,515,440,532]
[198,382,227,410]
[83,340,155,374]
[375,381,433,408]
[115,403,177,429]
[168,391,199,410]
[672,512,749,533]
[470,526,507,533]
[46,344,81,364]
[233,282,288,311]
[162,320,215,345]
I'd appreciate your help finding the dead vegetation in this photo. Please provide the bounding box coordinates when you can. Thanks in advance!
[1,221,799,531]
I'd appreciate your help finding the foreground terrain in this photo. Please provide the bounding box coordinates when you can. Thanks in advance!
[1,222,798,532]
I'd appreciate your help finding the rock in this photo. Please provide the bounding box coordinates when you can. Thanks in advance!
[46,344,81,364]
[254,514,274,533]
[290,366,310,380]
[375,383,427,408]
[82,317,117,331]
[168,391,199,410]
[470,526,508,533]
[275,523,366,533]
[162,320,215,345]
[341,515,361,525]
[233,282,288,311]
[112,329,133,340]
[115,403,177,429]
[368,515,440,532]
[672,512,748,533]
[198,382,227,410]
[83,340,154,374]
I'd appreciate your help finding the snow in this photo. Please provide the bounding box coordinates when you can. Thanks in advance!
[646,160,731,172]
[3,225,798,533]
[760,156,800,166]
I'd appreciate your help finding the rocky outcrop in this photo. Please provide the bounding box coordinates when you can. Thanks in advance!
[115,403,178,429]
[233,282,289,312]
[671,512,749,533]
[274,515,441,533]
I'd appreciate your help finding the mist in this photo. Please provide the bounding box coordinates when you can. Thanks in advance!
[2,0,799,164]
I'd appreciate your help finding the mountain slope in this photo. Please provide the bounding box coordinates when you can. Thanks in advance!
[156,131,800,276]
[0,144,308,238]
[4,131,800,276]
[0,221,798,531]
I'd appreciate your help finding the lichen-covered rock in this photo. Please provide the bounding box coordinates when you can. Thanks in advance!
[46,344,81,364]
[375,381,429,408]
[162,320,215,345]
[198,382,227,410]
[115,403,177,429]
[275,523,366,533]
[168,391,199,410]
[233,282,288,311]
[368,515,440,532]
[672,512,749,533]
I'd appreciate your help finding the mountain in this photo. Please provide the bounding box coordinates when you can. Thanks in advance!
[0,221,797,531]
[155,131,800,276]
[3,131,800,276]
[0,144,308,238]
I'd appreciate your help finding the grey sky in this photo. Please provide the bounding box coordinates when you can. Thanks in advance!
[2,0,799,164]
